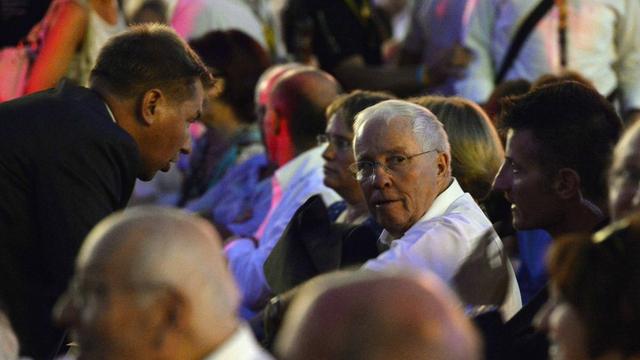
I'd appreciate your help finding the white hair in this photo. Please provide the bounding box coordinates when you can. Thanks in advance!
[353,99,450,155]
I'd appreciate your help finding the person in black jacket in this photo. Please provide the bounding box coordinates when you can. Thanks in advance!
[0,24,212,358]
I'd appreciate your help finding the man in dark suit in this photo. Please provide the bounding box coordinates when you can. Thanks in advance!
[0,24,212,358]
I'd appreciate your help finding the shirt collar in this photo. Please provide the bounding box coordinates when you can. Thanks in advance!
[202,323,269,360]
[274,146,325,190]
[104,102,117,123]
[379,178,464,244]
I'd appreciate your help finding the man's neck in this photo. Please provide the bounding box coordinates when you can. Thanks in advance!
[548,199,606,238]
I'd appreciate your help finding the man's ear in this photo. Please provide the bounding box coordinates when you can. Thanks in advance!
[140,89,163,126]
[151,288,189,349]
[436,152,450,179]
[553,168,581,199]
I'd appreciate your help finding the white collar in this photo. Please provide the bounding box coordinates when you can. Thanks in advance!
[379,178,464,244]
[274,146,325,190]
[202,323,271,360]
[104,102,117,123]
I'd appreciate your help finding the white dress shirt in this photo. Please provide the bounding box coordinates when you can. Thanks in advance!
[203,324,273,360]
[363,179,522,319]
[225,146,341,310]
[456,0,640,112]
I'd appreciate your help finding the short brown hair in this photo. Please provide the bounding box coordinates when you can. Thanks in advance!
[325,90,395,130]
[90,24,213,101]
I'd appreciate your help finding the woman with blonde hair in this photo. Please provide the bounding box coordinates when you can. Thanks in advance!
[410,95,504,202]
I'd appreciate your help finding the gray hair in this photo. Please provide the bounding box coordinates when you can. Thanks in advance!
[353,100,450,156]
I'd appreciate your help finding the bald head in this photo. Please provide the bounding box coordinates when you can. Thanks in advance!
[269,68,342,152]
[58,206,240,360]
[275,271,480,360]
[255,63,307,107]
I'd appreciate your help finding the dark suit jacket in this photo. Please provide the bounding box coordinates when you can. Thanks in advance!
[263,195,381,295]
[0,82,141,358]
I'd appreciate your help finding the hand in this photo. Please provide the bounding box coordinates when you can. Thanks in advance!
[452,229,510,308]
[426,44,472,87]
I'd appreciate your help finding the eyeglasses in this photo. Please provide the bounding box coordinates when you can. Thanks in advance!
[349,150,437,182]
[317,133,352,152]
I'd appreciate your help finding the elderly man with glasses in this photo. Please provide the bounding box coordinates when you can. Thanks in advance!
[352,99,522,319]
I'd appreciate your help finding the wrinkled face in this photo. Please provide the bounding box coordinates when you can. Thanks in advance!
[321,114,362,204]
[139,80,204,181]
[608,131,640,221]
[493,129,561,231]
[354,118,444,238]
[55,248,158,360]
[536,292,589,360]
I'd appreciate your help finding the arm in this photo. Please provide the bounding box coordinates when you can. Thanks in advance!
[225,173,339,309]
[25,1,87,94]
[397,0,427,66]
[454,0,497,103]
[363,221,475,283]
[39,132,138,302]
[334,47,471,97]
[615,0,640,118]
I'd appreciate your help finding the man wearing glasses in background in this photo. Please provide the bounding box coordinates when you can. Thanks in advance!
[352,100,522,319]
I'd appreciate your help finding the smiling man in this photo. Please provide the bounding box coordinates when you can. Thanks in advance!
[494,81,622,238]
[491,81,622,360]
[0,24,212,358]
[353,99,522,318]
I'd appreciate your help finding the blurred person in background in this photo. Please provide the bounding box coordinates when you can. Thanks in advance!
[178,29,270,206]
[25,0,127,93]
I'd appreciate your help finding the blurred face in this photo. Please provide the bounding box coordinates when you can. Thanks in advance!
[55,248,159,360]
[493,129,561,232]
[321,114,363,204]
[354,118,446,238]
[536,292,589,360]
[609,130,640,221]
[139,80,204,181]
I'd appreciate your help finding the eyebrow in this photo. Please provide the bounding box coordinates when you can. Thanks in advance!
[355,146,410,161]
[326,132,353,141]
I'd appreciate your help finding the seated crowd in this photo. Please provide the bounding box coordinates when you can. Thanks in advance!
[1,0,640,358]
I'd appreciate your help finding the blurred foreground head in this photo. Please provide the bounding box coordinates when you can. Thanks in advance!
[275,271,481,360]
[54,206,240,360]
[540,213,640,360]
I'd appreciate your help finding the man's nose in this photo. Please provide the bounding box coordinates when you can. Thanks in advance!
[492,163,511,193]
[321,142,334,161]
[371,164,392,188]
